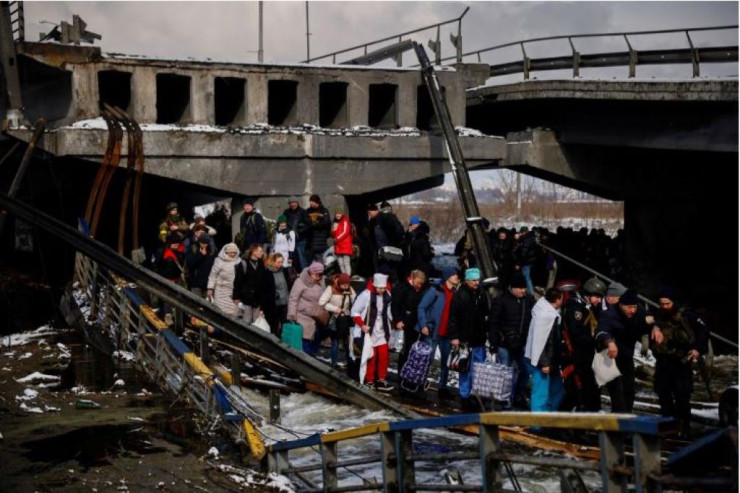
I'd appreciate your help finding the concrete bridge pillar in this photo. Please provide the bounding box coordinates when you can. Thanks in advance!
[246,74,267,124]
[131,69,157,123]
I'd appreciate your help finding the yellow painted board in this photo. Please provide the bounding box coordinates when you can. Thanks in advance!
[479,411,636,431]
[322,422,391,443]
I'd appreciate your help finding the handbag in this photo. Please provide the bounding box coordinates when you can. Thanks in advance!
[335,314,353,339]
[473,353,514,401]
[448,344,470,373]
[313,308,330,326]
[592,348,622,387]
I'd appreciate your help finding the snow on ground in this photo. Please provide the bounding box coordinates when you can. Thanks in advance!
[1,326,60,347]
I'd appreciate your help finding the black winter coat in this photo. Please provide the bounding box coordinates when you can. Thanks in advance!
[513,233,538,267]
[447,284,489,347]
[185,245,215,290]
[283,206,309,241]
[260,267,292,314]
[233,258,266,307]
[391,280,427,330]
[488,290,535,351]
[305,205,331,255]
[595,304,652,368]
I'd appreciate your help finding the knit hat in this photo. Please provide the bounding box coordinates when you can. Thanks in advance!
[277,215,287,224]
[308,261,325,274]
[380,201,392,212]
[309,194,322,204]
[657,286,680,303]
[242,197,254,206]
[166,202,178,212]
[619,289,640,305]
[409,215,420,225]
[464,268,481,281]
[167,231,183,243]
[373,273,388,287]
[337,273,351,285]
[519,226,529,233]
[510,272,527,288]
[366,203,379,212]
[334,206,345,215]
[442,266,458,281]
[287,196,299,204]
[198,234,211,245]
[606,282,627,298]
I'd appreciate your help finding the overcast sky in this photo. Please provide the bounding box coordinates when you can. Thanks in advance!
[26,1,738,68]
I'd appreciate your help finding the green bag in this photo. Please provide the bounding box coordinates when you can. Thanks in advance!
[281,322,303,351]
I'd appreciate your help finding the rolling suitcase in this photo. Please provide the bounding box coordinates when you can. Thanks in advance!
[281,322,303,351]
[399,338,433,392]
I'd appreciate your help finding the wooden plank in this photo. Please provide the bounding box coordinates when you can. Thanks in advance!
[322,422,391,443]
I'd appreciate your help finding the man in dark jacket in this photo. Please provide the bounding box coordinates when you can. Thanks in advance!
[561,277,606,411]
[367,202,405,283]
[391,269,428,378]
[513,227,537,295]
[489,227,514,290]
[488,272,536,409]
[403,216,434,278]
[305,194,331,262]
[185,233,216,299]
[595,289,664,412]
[282,196,309,271]
[651,287,709,435]
[236,198,267,253]
[448,267,489,411]
[232,244,266,324]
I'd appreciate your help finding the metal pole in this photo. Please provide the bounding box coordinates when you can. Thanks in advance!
[413,43,498,300]
[269,389,281,423]
[305,1,310,61]
[0,118,46,237]
[258,1,263,63]
[0,1,23,125]
[515,172,521,223]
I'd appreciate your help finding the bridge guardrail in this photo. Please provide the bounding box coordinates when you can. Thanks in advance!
[442,24,738,80]
[267,411,683,492]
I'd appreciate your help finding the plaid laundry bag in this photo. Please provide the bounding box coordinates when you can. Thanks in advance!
[472,354,514,402]
[399,338,433,392]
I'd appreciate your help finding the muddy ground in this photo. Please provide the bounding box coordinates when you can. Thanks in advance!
[0,327,291,492]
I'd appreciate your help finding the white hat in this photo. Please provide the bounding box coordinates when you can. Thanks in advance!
[373,273,388,287]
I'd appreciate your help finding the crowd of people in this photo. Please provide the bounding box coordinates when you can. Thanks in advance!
[151,198,709,435]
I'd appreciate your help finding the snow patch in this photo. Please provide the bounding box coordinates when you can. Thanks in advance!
[15,372,62,383]
[1,326,59,347]
[19,402,44,413]
[15,388,39,401]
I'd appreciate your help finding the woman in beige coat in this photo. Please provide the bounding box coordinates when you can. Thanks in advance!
[207,243,241,315]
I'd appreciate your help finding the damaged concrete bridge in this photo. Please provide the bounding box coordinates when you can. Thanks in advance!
[2,39,508,221]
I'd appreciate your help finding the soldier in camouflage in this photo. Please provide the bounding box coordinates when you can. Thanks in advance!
[651,287,709,436]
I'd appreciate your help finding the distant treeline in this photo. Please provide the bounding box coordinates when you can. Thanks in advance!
[391,201,624,243]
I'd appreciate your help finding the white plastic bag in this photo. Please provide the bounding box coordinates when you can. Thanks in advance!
[592,349,621,386]
[253,315,271,333]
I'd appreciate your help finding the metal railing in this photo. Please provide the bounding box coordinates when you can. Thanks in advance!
[302,7,469,66]
[265,411,721,492]
[71,252,267,459]
[440,24,738,79]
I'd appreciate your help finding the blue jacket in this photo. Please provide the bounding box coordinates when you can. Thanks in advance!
[416,281,446,334]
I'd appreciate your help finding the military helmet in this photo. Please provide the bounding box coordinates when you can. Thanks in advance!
[583,276,607,296]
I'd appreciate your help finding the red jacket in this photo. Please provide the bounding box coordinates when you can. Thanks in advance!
[332,215,354,255]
